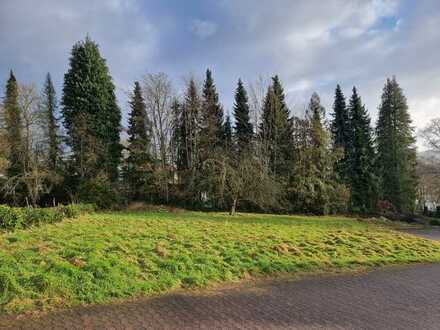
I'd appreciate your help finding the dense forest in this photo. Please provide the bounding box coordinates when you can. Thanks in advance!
[0,37,432,216]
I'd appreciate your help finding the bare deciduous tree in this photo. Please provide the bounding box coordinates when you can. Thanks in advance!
[2,84,55,206]
[0,105,9,176]
[248,75,268,131]
[18,84,42,169]
[420,118,440,154]
[142,72,174,202]
[419,118,440,213]
[417,158,440,212]
[202,150,280,215]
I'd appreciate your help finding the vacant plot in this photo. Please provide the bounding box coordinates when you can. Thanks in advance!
[1,210,439,314]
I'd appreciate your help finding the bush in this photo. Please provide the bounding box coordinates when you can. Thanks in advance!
[0,203,95,231]
[328,183,350,214]
[0,206,23,230]
[430,219,440,226]
[56,203,96,218]
[21,208,59,227]
[77,173,121,209]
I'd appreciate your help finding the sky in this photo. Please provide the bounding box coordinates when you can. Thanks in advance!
[1,0,439,147]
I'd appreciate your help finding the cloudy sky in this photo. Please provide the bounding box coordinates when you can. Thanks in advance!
[1,0,439,146]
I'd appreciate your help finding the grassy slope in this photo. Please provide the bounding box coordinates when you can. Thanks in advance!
[1,210,439,313]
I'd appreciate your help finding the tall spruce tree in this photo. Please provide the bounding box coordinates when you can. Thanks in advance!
[376,77,417,213]
[41,73,60,172]
[199,69,225,152]
[4,70,23,179]
[125,81,154,200]
[233,79,253,155]
[347,87,376,211]
[330,84,350,181]
[197,69,228,207]
[177,78,200,173]
[62,37,121,182]
[259,76,293,178]
[173,79,201,203]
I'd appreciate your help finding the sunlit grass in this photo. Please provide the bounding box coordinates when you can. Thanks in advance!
[1,210,439,314]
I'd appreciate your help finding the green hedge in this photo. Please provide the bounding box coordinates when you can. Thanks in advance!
[430,219,440,226]
[0,204,95,231]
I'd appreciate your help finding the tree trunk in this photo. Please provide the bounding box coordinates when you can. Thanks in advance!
[230,198,237,216]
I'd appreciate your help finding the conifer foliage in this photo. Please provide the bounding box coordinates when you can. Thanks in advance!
[330,84,350,181]
[41,73,61,172]
[233,79,253,155]
[4,71,23,179]
[259,76,292,179]
[224,114,233,150]
[288,93,349,214]
[199,69,225,152]
[376,77,417,213]
[0,37,421,215]
[62,37,121,182]
[125,81,154,201]
[346,87,376,212]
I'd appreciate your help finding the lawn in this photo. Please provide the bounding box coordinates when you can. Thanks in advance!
[1,210,439,314]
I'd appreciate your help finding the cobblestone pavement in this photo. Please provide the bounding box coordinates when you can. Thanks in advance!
[2,263,440,330]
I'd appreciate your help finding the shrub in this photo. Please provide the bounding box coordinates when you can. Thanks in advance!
[0,206,23,230]
[77,173,121,209]
[21,208,55,227]
[56,203,96,218]
[328,183,350,214]
[430,219,440,226]
[0,203,95,231]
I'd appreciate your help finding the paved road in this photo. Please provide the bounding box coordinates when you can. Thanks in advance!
[2,263,440,330]
[403,228,440,241]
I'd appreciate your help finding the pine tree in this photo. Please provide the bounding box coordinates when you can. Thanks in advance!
[330,84,350,181]
[199,69,225,152]
[172,79,202,204]
[177,79,200,172]
[41,73,60,172]
[347,87,376,211]
[4,70,23,179]
[331,85,349,147]
[197,69,227,207]
[233,79,253,155]
[125,81,154,200]
[376,77,417,213]
[259,76,293,178]
[62,37,122,182]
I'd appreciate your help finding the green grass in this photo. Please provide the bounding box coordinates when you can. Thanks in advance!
[1,210,439,314]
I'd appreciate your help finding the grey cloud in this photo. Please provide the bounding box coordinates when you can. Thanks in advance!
[0,0,155,97]
[1,0,440,147]
[190,19,218,39]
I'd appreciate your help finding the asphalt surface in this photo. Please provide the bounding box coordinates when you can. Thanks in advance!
[2,262,440,330]
[403,227,440,241]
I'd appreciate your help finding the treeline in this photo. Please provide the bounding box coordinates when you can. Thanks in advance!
[0,37,417,214]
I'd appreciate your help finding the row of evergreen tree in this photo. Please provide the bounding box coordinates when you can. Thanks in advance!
[0,37,417,214]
